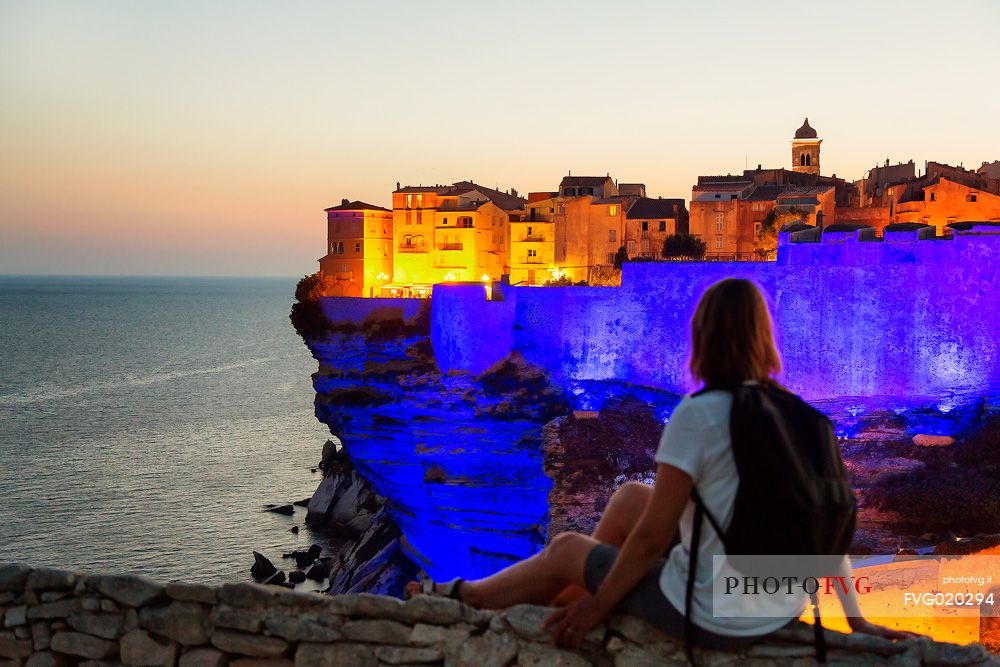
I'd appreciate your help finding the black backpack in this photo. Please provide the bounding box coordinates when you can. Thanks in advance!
[683,383,857,664]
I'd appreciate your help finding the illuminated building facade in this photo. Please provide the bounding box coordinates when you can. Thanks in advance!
[318,199,393,297]
[791,117,821,175]
[893,177,1000,233]
[389,181,525,295]
[624,198,688,259]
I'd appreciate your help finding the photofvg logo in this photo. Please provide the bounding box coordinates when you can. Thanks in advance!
[710,555,1000,618]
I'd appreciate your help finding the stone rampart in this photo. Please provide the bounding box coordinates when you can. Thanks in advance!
[1,564,994,667]
[427,232,1000,416]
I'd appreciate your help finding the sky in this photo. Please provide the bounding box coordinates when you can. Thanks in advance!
[1,0,998,276]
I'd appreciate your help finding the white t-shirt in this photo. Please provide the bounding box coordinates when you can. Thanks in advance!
[655,390,807,636]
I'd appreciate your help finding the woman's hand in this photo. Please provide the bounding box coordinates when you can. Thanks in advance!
[848,617,922,641]
[542,594,611,650]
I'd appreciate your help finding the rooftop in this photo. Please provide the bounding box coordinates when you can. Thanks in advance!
[560,175,613,188]
[626,197,685,219]
[794,117,818,139]
[324,200,390,212]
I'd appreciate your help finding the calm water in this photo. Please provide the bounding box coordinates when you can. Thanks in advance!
[0,276,331,584]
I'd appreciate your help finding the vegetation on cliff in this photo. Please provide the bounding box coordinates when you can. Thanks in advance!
[290,273,338,341]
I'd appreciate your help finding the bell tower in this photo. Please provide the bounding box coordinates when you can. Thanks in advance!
[791,117,821,175]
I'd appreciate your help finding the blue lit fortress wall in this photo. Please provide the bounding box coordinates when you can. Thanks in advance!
[432,227,1000,421]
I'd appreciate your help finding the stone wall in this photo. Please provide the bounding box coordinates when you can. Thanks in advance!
[1,564,994,667]
[429,232,1000,424]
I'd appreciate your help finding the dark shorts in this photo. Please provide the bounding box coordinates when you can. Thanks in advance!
[583,543,775,651]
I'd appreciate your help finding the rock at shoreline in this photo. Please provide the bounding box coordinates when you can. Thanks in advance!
[249,553,276,581]
[263,504,294,516]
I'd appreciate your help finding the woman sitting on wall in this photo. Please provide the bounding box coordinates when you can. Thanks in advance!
[405,278,915,651]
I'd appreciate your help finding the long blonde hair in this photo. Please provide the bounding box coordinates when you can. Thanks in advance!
[689,278,782,387]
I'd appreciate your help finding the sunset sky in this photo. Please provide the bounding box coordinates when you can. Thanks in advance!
[1,0,998,276]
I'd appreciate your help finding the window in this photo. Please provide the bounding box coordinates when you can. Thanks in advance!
[352,222,359,233]
[338,242,345,254]
[607,252,615,264]
[609,205,618,216]
[564,187,576,197]
[442,217,448,225]
[642,221,649,231]
[406,194,413,208]
[609,229,617,242]
[715,235,723,249]
[967,194,978,202]
[715,212,724,232]
[458,216,473,227]
[627,240,636,256]
[800,154,806,166]
[929,193,935,202]
[330,242,338,254]
[527,226,533,236]
[416,194,423,208]
[527,249,537,258]
[641,238,650,254]
[755,223,762,237]
[659,221,666,232]
[354,242,361,252]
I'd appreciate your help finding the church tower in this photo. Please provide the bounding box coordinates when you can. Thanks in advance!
[791,117,821,175]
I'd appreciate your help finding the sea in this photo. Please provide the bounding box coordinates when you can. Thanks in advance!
[0,276,333,584]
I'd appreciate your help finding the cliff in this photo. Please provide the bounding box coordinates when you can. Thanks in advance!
[2,564,995,666]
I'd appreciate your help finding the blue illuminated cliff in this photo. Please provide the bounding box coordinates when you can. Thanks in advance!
[295,223,1000,591]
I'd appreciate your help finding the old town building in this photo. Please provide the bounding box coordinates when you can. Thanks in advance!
[322,120,999,295]
[512,176,688,284]
[624,197,688,259]
[791,118,821,175]
[318,199,393,297]
[388,181,525,295]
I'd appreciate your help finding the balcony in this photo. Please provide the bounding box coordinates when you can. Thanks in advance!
[518,256,546,264]
[397,244,427,253]
[519,234,546,242]
[436,243,464,251]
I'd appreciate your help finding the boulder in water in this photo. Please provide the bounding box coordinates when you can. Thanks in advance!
[250,551,277,580]
[305,559,334,582]
[264,504,294,516]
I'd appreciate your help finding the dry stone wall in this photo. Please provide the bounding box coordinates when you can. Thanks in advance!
[1,564,995,667]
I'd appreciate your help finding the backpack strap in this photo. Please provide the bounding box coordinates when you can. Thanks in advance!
[683,495,704,666]
[810,591,827,663]
[684,489,727,666]
[691,489,724,538]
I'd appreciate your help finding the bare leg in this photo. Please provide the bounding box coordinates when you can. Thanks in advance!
[549,481,653,606]
[404,532,598,609]
[591,481,652,546]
